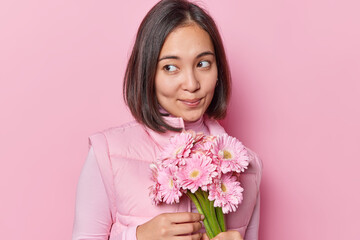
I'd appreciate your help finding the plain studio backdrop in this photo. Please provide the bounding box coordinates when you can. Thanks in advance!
[0,0,359,239]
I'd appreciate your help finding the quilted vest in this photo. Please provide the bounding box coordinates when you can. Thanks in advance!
[88,115,262,239]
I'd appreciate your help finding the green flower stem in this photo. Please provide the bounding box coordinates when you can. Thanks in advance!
[202,191,226,233]
[201,189,208,199]
[215,207,226,232]
[194,191,210,215]
[195,191,222,237]
[186,192,215,238]
[208,199,222,236]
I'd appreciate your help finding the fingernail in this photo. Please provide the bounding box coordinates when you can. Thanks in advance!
[201,214,205,220]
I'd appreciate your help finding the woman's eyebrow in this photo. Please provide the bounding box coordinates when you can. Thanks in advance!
[158,55,179,62]
[158,51,215,62]
[196,51,215,58]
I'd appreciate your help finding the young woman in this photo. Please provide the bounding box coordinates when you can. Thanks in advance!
[72,0,262,239]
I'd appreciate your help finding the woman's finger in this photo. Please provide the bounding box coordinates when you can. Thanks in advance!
[201,233,210,240]
[172,232,203,240]
[166,212,204,224]
[212,230,243,240]
[169,222,202,235]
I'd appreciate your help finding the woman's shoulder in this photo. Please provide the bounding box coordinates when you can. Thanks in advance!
[243,146,263,188]
[90,119,148,138]
[100,119,143,133]
[88,120,151,149]
[88,120,158,160]
[245,146,263,169]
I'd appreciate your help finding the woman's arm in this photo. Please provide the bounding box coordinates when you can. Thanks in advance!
[72,147,139,239]
[244,149,262,240]
[244,193,260,240]
[72,146,113,239]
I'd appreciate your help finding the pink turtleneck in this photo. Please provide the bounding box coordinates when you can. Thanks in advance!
[183,115,210,135]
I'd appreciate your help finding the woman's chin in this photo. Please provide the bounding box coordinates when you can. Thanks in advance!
[179,113,203,122]
[165,107,205,122]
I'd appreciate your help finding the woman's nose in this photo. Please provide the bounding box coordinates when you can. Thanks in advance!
[182,69,200,92]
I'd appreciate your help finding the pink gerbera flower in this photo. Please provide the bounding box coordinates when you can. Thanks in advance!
[149,163,159,181]
[193,131,206,143]
[157,165,182,204]
[149,183,161,205]
[177,153,218,193]
[149,163,162,205]
[160,132,194,166]
[193,135,218,158]
[208,173,244,214]
[212,134,250,174]
[185,130,205,143]
[193,140,213,155]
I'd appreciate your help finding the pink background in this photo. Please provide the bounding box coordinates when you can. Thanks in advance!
[1,0,359,239]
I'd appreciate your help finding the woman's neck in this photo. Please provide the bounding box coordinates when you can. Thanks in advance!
[183,115,209,135]
[159,105,209,134]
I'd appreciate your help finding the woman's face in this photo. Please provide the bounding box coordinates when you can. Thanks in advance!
[155,23,218,122]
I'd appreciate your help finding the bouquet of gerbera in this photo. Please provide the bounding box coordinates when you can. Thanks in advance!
[149,130,250,238]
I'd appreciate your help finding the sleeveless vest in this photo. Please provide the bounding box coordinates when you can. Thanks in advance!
[88,116,262,239]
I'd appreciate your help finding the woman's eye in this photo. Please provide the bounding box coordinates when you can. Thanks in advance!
[197,61,210,68]
[163,65,178,72]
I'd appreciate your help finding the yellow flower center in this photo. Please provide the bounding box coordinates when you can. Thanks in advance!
[168,179,174,188]
[175,146,184,156]
[221,183,227,192]
[223,150,232,159]
[190,170,200,179]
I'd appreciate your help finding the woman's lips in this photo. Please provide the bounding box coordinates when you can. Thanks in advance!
[179,98,202,107]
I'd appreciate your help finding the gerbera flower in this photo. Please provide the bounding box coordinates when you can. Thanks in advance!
[193,131,206,143]
[193,135,217,158]
[208,173,244,214]
[149,163,162,204]
[183,129,204,142]
[160,131,194,166]
[149,163,159,181]
[148,183,161,205]
[148,163,161,204]
[157,165,182,204]
[177,153,217,193]
[193,139,212,155]
[212,134,250,174]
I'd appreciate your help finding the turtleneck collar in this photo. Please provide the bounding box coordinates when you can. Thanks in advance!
[144,113,225,151]
[183,115,209,135]
[158,105,209,134]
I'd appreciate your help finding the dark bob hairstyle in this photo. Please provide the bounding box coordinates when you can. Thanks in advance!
[123,0,231,133]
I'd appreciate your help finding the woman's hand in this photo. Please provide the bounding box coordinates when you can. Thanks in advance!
[136,212,204,240]
[201,230,243,240]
